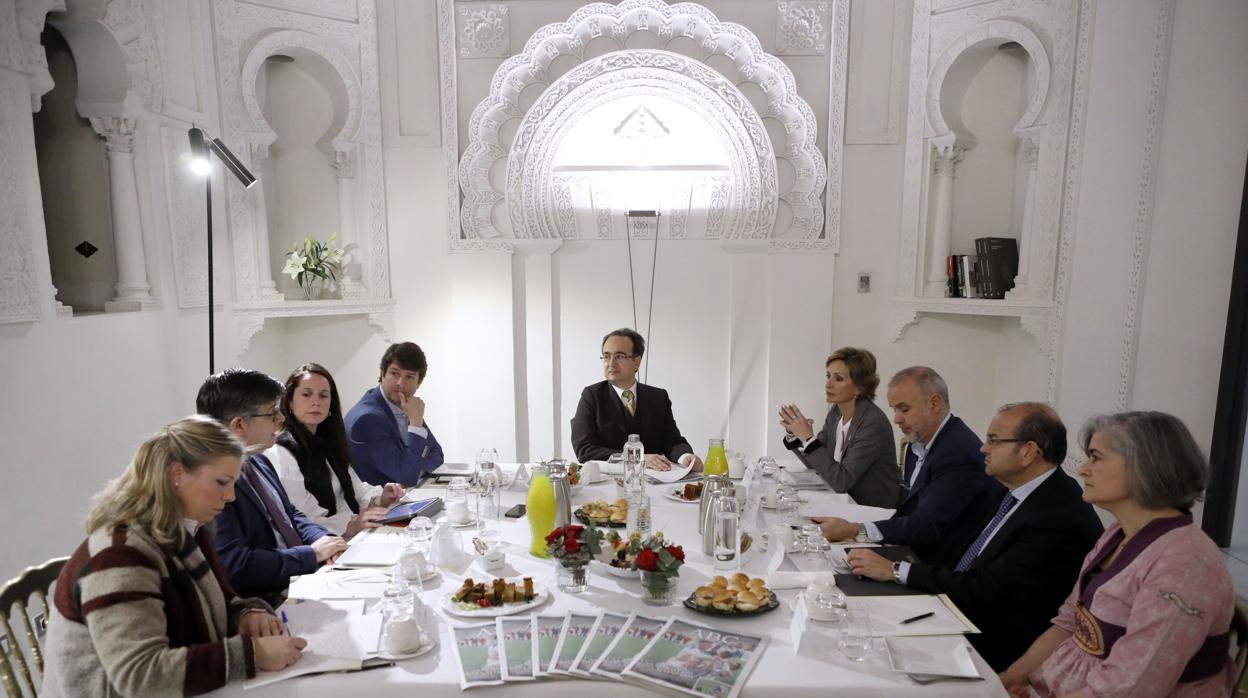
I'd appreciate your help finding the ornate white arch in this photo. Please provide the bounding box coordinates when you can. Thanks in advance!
[239,29,363,155]
[925,19,1051,139]
[506,50,777,241]
[459,0,825,241]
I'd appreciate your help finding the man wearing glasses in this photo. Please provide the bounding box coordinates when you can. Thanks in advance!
[199,368,347,607]
[843,403,1102,671]
[570,328,703,471]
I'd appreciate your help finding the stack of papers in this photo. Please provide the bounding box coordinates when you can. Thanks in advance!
[848,595,979,636]
[244,599,383,689]
[287,568,391,600]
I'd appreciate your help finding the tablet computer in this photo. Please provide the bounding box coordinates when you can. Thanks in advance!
[376,497,443,525]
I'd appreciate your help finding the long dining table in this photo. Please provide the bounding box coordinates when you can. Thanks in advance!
[219,465,1008,697]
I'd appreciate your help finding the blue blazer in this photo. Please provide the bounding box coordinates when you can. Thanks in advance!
[344,386,444,486]
[874,415,1004,565]
[212,455,329,600]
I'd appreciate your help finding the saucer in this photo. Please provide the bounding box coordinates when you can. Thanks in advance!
[377,638,436,661]
[792,591,846,623]
[449,516,479,528]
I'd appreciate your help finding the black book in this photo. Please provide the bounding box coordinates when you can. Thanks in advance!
[975,237,1019,299]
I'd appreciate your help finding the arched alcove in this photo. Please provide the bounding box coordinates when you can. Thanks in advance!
[256,51,350,299]
[33,25,117,314]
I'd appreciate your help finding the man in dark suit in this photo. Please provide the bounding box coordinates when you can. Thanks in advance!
[200,369,347,606]
[570,328,703,470]
[345,342,445,485]
[814,366,1003,565]
[846,402,1103,671]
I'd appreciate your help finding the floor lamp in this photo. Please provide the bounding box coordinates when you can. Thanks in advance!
[188,127,257,374]
[625,210,659,383]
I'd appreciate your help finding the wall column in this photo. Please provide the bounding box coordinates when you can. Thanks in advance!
[248,142,283,300]
[333,148,364,299]
[925,136,964,296]
[92,117,155,311]
[1007,130,1041,299]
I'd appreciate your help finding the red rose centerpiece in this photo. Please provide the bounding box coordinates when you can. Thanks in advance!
[632,533,685,605]
[545,523,602,593]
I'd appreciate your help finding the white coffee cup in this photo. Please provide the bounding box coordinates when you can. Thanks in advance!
[448,501,471,525]
[727,449,746,478]
[382,615,425,654]
[582,460,601,483]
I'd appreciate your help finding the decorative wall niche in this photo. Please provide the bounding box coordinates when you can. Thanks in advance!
[893,2,1080,361]
[212,1,394,354]
[450,0,834,253]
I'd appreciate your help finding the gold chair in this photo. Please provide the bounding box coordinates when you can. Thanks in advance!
[0,558,68,698]
[1234,595,1248,697]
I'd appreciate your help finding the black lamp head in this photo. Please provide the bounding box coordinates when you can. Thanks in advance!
[208,137,258,189]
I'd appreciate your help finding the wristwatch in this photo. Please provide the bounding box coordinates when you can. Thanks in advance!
[853,524,868,543]
[891,561,903,583]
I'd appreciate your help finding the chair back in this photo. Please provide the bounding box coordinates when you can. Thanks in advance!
[897,436,908,479]
[0,558,68,698]
[1234,595,1248,697]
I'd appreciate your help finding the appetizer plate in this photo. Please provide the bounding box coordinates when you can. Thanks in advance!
[664,490,700,504]
[682,591,780,618]
[440,587,549,618]
[574,508,627,528]
[592,559,640,579]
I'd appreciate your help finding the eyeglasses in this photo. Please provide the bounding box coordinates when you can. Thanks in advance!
[984,435,1028,447]
[248,411,281,419]
[600,353,637,363]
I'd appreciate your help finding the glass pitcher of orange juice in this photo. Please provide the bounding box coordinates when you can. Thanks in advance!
[704,438,728,477]
[526,463,556,557]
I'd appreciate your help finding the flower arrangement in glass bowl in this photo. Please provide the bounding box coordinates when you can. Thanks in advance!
[631,532,685,605]
[545,523,603,593]
[282,233,344,300]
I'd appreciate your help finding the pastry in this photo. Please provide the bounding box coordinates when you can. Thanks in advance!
[731,573,750,586]
[709,575,728,588]
[712,590,736,611]
[694,586,716,607]
[735,590,760,612]
[747,577,766,590]
[682,482,703,500]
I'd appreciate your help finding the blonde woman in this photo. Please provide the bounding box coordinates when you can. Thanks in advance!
[43,416,306,697]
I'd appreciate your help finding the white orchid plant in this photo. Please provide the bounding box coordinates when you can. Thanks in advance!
[282,233,344,294]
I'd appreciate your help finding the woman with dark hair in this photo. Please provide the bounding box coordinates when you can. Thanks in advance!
[777,347,899,508]
[264,363,404,538]
[999,411,1233,697]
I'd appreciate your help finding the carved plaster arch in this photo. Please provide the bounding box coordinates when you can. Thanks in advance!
[508,50,777,241]
[925,19,1051,142]
[460,0,825,241]
[239,30,363,158]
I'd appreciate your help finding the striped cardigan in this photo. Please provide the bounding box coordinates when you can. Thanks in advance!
[42,524,270,697]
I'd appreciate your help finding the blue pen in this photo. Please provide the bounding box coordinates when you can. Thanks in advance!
[280,610,290,635]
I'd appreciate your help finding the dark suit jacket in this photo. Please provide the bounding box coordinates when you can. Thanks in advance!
[570,381,693,463]
[905,467,1103,671]
[784,397,900,508]
[875,415,1004,566]
[344,386,445,486]
[212,455,330,603]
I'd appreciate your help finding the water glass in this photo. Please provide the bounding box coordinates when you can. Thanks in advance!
[807,580,847,622]
[401,516,435,581]
[379,563,416,620]
[838,609,873,661]
[446,479,473,526]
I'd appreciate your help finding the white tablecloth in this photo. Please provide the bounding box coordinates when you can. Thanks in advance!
[213,468,1006,697]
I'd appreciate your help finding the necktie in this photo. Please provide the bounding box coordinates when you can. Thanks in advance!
[622,389,636,417]
[244,466,303,548]
[954,493,1017,572]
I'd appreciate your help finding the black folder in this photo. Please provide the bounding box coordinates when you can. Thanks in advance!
[836,545,927,596]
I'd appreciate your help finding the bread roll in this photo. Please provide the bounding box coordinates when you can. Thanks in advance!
[712,590,737,611]
[694,587,716,607]
[710,575,729,588]
[731,573,750,586]
[735,590,760,612]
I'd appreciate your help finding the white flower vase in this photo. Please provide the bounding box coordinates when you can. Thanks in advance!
[301,277,324,300]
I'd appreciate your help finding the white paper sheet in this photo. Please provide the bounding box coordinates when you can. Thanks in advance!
[642,460,694,484]
[849,595,978,636]
[245,600,379,689]
[768,570,838,590]
[287,568,391,600]
[335,535,406,567]
[798,492,895,522]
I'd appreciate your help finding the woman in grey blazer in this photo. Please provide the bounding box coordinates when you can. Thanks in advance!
[778,347,900,508]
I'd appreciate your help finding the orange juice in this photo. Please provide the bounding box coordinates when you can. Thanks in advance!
[704,438,728,477]
[526,466,556,557]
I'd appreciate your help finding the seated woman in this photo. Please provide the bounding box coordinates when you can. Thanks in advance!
[1000,411,1233,697]
[43,416,306,697]
[265,363,404,538]
[777,347,899,508]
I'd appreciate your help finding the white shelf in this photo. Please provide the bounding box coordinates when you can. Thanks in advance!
[233,298,395,354]
[889,297,1057,356]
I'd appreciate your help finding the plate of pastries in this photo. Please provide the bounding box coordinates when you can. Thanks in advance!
[575,499,628,527]
[442,576,548,617]
[684,573,778,617]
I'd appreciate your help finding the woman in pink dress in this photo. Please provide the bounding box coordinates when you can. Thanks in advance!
[999,411,1234,698]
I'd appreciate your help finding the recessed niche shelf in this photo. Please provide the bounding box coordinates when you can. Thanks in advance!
[889,297,1056,357]
[233,298,395,355]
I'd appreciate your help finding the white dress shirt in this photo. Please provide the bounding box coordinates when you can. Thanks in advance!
[263,443,382,536]
[833,416,852,462]
[865,412,953,542]
[385,394,429,439]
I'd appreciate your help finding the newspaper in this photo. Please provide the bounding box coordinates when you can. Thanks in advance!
[623,618,768,698]
[497,616,536,681]
[550,612,598,675]
[590,613,666,679]
[533,614,565,677]
[450,622,504,688]
[570,611,630,676]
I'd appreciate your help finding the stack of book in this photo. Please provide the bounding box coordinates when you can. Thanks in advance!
[450,611,768,697]
[946,237,1019,299]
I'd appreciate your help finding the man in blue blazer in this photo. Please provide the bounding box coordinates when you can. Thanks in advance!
[815,366,1003,565]
[345,342,445,486]
[200,369,347,606]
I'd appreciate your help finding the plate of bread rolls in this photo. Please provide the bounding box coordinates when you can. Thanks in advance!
[684,573,779,617]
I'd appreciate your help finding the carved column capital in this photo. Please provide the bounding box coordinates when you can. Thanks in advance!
[331,149,356,179]
[248,141,271,168]
[931,142,964,177]
[89,116,138,154]
[1021,137,1040,168]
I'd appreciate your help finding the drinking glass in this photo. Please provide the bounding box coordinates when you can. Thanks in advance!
[807,580,847,622]
[446,479,473,526]
[379,563,416,620]
[400,516,435,581]
[838,609,873,661]
[777,487,804,526]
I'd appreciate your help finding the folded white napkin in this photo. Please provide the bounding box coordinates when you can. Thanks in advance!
[588,459,621,476]
[767,570,838,590]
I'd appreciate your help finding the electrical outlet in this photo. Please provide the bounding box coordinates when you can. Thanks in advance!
[857,272,871,294]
